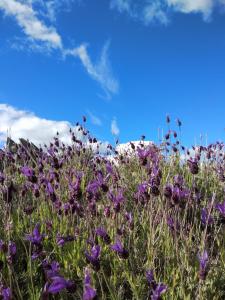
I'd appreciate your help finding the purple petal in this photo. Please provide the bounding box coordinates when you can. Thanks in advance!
[83,285,97,300]
[47,276,68,294]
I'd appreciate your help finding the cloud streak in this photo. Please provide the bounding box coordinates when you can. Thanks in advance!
[111,118,120,136]
[0,0,62,48]
[87,110,102,126]
[0,0,118,97]
[110,0,223,24]
[65,41,119,98]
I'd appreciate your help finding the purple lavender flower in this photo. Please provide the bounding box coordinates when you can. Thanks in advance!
[215,200,225,217]
[1,287,12,300]
[173,175,184,187]
[56,234,75,247]
[103,206,111,218]
[95,227,111,244]
[43,260,60,279]
[85,245,101,271]
[83,268,97,300]
[108,189,125,213]
[146,270,167,299]
[8,241,16,257]
[163,184,172,199]
[47,276,76,294]
[137,147,150,165]
[146,270,156,287]
[201,208,213,226]
[25,223,44,245]
[124,212,134,229]
[187,159,199,175]
[198,250,209,280]
[0,240,8,253]
[151,283,167,300]
[0,172,5,184]
[42,260,76,295]
[111,239,129,259]
[21,166,37,183]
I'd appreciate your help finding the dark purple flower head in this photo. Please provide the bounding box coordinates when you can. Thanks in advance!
[137,147,150,163]
[146,270,155,286]
[0,172,5,184]
[56,235,65,247]
[167,217,179,232]
[201,208,213,226]
[198,250,209,280]
[151,283,167,300]
[138,182,148,194]
[47,276,68,294]
[198,250,208,271]
[164,184,172,198]
[1,287,12,300]
[173,175,184,187]
[48,261,60,278]
[187,159,199,175]
[177,118,182,127]
[215,200,225,217]
[0,240,8,253]
[46,182,54,195]
[95,227,111,244]
[21,166,34,177]
[8,241,16,257]
[108,189,124,204]
[85,245,101,271]
[21,166,37,183]
[42,260,60,279]
[47,276,76,294]
[111,239,129,259]
[25,223,44,245]
[106,162,113,174]
[56,233,75,247]
[83,268,97,300]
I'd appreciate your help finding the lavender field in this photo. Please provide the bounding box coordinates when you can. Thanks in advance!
[0,118,224,300]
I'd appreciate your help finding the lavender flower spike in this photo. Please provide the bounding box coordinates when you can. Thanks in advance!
[111,239,129,259]
[83,268,97,300]
[198,250,209,280]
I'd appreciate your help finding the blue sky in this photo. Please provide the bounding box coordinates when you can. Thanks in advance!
[0,0,225,147]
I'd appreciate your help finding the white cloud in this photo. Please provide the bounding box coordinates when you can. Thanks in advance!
[110,0,132,14]
[111,118,120,136]
[110,0,221,24]
[64,41,119,98]
[0,0,119,97]
[0,0,62,48]
[116,140,153,154]
[0,103,112,154]
[0,103,77,145]
[143,2,169,25]
[166,0,213,19]
[87,110,102,126]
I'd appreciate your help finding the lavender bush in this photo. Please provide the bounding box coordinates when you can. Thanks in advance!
[0,118,224,299]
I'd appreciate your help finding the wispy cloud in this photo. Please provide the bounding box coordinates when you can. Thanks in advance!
[143,2,169,25]
[110,0,221,24]
[111,118,120,136]
[0,0,62,48]
[87,110,102,126]
[64,41,119,98]
[0,0,119,98]
[110,0,132,14]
